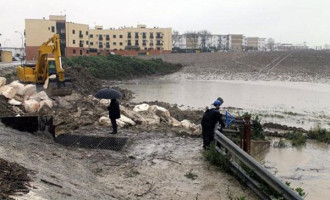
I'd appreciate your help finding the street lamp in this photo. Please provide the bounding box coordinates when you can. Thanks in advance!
[15,31,24,61]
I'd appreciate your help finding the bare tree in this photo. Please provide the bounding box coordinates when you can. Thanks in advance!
[267,38,275,51]
[198,30,211,49]
[172,30,180,48]
[185,31,199,49]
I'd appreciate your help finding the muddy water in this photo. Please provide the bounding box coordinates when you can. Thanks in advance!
[120,79,330,129]
[120,79,330,199]
[253,138,330,200]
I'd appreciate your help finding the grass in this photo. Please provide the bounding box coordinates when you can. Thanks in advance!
[184,169,198,180]
[251,115,265,140]
[284,131,307,146]
[63,55,183,80]
[203,142,230,172]
[307,125,330,143]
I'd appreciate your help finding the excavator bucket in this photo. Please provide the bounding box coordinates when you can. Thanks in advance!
[45,76,73,97]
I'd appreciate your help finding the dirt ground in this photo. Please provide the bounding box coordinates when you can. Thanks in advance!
[143,50,330,83]
[0,124,258,200]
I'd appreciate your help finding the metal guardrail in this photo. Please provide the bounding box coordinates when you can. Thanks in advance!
[214,130,303,200]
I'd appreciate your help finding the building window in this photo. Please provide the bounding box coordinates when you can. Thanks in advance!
[89,34,93,38]
[106,35,110,40]
[51,26,55,32]
[79,31,83,38]
[73,40,75,44]
[113,35,116,38]
[135,32,139,38]
[86,31,88,35]
[143,40,147,46]
[142,32,146,39]
[127,40,131,46]
[72,30,75,34]
[119,35,123,38]
[120,42,123,46]
[73,49,76,54]
[80,50,83,55]
[86,41,89,45]
[135,40,139,45]
[150,33,154,39]
[156,32,162,38]
[99,35,103,40]
[86,50,89,54]
[113,42,116,45]
[127,32,131,38]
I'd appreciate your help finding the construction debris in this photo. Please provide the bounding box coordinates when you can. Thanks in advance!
[0,158,30,200]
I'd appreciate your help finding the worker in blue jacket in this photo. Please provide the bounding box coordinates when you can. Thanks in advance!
[201,99,225,149]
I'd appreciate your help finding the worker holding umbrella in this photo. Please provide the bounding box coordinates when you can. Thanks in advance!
[95,88,122,134]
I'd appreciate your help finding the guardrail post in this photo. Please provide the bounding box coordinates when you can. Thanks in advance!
[243,116,251,153]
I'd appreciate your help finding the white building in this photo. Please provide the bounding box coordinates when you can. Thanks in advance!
[258,38,266,51]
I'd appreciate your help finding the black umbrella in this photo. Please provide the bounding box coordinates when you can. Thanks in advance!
[95,88,122,99]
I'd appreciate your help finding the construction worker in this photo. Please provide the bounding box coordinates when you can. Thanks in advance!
[107,99,121,134]
[201,99,225,149]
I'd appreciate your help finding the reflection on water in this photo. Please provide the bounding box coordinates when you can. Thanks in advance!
[252,138,330,200]
[120,79,330,129]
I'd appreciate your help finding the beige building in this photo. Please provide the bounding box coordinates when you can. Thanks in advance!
[246,37,259,50]
[25,15,172,60]
[229,34,243,51]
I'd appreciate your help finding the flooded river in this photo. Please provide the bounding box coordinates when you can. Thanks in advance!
[120,79,330,200]
[120,79,330,129]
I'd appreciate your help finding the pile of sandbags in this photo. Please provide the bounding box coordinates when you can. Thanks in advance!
[98,102,201,135]
[0,77,53,114]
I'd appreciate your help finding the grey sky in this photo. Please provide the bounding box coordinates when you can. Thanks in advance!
[0,0,329,48]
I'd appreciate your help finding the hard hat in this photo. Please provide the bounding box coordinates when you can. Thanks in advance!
[213,100,221,106]
[217,97,224,105]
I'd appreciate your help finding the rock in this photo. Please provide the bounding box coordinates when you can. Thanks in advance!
[73,107,82,118]
[13,95,24,102]
[0,77,6,87]
[138,111,160,125]
[0,85,9,94]
[180,119,194,130]
[8,99,22,106]
[133,103,150,112]
[99,99,110,106]
[169,117,181,127]
[38,101,52,114]
[120,105,146,125]
[149,105,171,122]
[22,84,37,99]
[118,115,136,126]
[57,97,72,109]
[2,86,16,99]
[23,99,40,113]
[29,91,49,101]
[63,93,82,102]
[9,81,25,96]
[99,116,111,126]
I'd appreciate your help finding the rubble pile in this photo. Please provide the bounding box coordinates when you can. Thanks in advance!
[0,158,30,200]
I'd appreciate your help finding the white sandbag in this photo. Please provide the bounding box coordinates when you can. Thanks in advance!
[40,99,53,108]
[8,99,22,106]
[169,117,181,127]
[133,103,150,112]
[2,86,16,99]
[43,74,56,89]
[23,99,40,113]
[9,81,25,96]
[149,105,171,120]
[0,77,6,87]
[0,85,9,94]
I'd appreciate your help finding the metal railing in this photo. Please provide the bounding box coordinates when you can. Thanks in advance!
[214,130,303,200]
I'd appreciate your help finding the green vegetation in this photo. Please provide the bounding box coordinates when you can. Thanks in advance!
[284,131,307,146]
[273,138,287,148]
[307,126,330,143]
[184,169,198,180]
[63,55,183,80]
[203,142,230,172]
[286,182,306,198]
[283,111,299,116]
[251,115,265,140]
[227,186,247,200]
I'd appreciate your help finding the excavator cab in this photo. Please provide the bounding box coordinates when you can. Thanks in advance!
[17,34,72,97]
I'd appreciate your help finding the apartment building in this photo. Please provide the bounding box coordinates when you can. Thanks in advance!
[25,15,172,60]
[246,37,259,50]
[228,34,243,51]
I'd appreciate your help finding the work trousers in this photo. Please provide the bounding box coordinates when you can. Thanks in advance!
[110,118,117,133]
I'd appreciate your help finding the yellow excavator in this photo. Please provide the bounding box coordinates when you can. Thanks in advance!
[17,34,72,96]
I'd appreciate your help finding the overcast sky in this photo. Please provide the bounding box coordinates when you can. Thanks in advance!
[0,0,329,48]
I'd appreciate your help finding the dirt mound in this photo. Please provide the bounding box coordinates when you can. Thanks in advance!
[0,96,15,117]
[65,66,102,95]
[0,158,30,200]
